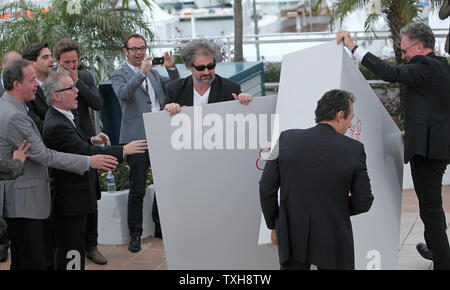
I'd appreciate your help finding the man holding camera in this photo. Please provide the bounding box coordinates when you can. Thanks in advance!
[111,33,180,252]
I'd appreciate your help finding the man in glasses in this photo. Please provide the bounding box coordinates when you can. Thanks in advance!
[163,39,253,116]
[53,38,106,265]
[111,33,180,253]
[41,71,147,269]
[337,22,450,270]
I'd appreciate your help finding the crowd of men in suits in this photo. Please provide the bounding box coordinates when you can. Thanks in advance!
[0,20,449,270]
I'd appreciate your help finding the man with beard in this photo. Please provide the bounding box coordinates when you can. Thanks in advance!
[163,39,253,116]
[22,42,55,131]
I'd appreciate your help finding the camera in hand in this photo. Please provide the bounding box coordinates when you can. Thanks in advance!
[152,57,164,65]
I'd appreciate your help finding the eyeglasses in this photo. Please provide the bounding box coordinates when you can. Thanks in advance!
[192,63,216,71]
[54,84,76,93]
[126,46,147,52]
[401,42,418,54]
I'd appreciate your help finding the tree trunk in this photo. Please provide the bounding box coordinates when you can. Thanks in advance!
[385,1,409,122]
[234,0,244,62]
[385,1,408,65]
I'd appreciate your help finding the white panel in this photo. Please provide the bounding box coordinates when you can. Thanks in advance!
[143,97,280,269]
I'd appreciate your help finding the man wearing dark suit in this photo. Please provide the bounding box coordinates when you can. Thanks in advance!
[42,71,147,269]
[338,22,450,270]
[22,42,54,132]
[53,38,106,265]
[0,50,22,263]
[259,89,374,270]
[111,33,180,252]
[0,59,117,270]
[163,39,252,116]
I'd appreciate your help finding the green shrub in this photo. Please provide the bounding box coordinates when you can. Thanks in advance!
[98,162,153,191]
[263,62,282,83]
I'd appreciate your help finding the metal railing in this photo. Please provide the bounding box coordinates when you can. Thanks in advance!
[151,29,449,48]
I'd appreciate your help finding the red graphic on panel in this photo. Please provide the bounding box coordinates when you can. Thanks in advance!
[349,117,362,141]
[256,147,271,171]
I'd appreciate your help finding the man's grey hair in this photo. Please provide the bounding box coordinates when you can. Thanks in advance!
[42,71,69,105]
[179,39,223,67]
[2,59,31,91]
[400,22,435,49]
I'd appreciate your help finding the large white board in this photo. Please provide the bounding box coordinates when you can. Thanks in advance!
[144,96,280,269]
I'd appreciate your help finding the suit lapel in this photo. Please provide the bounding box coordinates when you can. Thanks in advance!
[207,77,219,104]
[50,107,85,140]
[186,77,194,106]
[36,86,46,104]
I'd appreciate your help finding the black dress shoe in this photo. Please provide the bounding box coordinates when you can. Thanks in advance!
[416,243,433,260]
[128,236,141,253]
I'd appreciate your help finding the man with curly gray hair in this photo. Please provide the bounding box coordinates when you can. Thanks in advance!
[164,39,252,115]
[337,22,450,270]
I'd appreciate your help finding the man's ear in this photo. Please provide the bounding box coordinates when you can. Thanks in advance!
[336,110,345,122]
[13,80,21,89]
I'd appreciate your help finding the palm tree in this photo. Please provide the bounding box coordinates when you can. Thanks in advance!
[316,0,445,65]
[0,0,153,82]
[234,0,244,61]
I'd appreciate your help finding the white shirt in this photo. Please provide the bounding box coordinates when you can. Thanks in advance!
[127,62,159,112]
[53,106,76,127]
[193,87,211,106]
[353,46,369,62]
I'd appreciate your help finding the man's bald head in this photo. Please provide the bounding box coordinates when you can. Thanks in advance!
[1,51,22,69]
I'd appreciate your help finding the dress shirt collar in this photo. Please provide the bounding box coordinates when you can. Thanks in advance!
[53,106,75,125]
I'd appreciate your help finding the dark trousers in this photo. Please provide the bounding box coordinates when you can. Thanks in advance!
[281,261,326,270]
[85,209,98,251]
[127,151,156,237]
[0,230,10,258]
[4,218,46,270]
[410,155,450,270]
[54,213,88,270]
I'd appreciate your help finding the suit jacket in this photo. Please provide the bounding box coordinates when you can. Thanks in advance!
[361,52,450,163]
[42,107,123,216]
[111,64,180,144]
[26,86,49,122]
[0,93,90,219]
[440,1,450,53]
[72,70,103,138]
[259,124,373,270]
[164,74,241,107]
[0,158,24,181]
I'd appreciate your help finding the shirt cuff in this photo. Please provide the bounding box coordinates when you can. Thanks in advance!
[353,46,369,62]
[86,156,91,171]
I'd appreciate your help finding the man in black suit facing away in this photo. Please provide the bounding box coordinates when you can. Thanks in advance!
[42,71,147,269]
[163,39,252,116]
[338,22,450,270]
[259,89,374,270]
[53,38,106,265]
